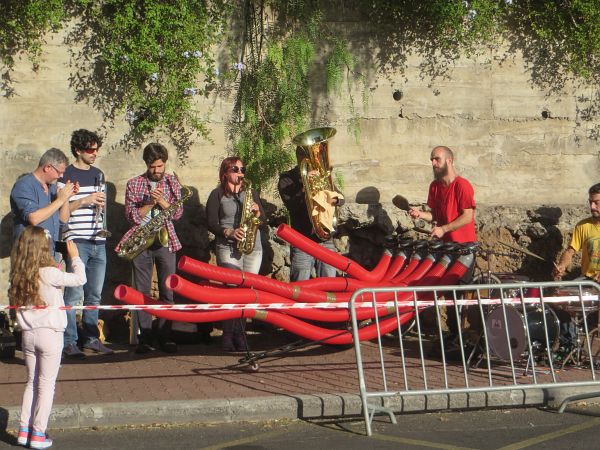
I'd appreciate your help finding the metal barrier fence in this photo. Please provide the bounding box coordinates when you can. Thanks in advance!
[349,280,600,436]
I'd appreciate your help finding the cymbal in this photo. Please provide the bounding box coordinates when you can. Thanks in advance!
[498,240,546,262]
[392,194,410,211]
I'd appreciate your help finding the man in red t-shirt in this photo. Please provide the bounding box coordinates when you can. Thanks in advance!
[409,146,476,243]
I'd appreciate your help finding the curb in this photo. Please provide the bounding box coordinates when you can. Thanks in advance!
[5,387,581,431]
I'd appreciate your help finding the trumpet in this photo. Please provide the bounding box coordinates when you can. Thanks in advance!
[94,173,111,238]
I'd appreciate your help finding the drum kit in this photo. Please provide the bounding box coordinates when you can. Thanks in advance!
[391,196,600,369]
[466,243,599,369]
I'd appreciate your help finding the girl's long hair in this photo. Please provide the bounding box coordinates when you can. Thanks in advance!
[8,226,56,307]
[218,156,241,197]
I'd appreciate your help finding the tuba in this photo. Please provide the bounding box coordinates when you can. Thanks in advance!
[237,178,261,254]
[292,127,339,240]
[117,173,191,261]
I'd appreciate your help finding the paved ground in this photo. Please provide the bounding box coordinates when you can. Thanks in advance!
[2,326,600,432]
[3,407,600,449]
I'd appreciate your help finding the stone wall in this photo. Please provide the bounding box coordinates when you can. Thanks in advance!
[1,23,599,303]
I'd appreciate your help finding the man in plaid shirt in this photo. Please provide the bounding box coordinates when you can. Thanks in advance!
[116,143,183,354]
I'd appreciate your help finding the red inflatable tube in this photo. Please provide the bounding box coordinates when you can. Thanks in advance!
[291,277,372,292]
[178,256,398,302]
[390,254,422,284]
[179,256,351,302]
[168,274,406,321]
[276,223,390,282]
[416,253,474,300]
[413,255,452,287]
[115,284,414,344]
[382,252,408,281]
[402,254,435,285]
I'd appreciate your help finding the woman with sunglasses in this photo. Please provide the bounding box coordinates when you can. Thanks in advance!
[206,156,265,352]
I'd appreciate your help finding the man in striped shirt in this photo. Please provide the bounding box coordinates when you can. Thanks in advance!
[58,129,113,358]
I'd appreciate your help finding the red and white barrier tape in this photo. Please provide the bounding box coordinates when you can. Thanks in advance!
[1,295,598,311]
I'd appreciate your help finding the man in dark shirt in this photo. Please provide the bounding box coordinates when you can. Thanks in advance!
[278,149,344,281]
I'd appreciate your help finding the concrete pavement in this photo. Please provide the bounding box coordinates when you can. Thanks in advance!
[1,327,596,431]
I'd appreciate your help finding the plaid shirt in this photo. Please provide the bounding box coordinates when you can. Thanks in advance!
[116,172,184,254]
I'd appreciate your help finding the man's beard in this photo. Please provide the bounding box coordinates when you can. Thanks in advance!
[433,163,448,180]
[148,171,165,182]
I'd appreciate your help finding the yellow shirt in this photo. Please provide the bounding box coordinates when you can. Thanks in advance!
[570,218,600,278]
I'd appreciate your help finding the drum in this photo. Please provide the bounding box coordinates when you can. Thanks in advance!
[494,273,538,298]
[552,286,599,316]
[485,306,560,360]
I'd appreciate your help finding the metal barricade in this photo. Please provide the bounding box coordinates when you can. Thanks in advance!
[349,280,600,436]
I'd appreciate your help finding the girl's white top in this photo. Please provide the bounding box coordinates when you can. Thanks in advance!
[16,257,86,332]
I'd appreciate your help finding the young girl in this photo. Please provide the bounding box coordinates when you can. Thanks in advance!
[9,226,86,449]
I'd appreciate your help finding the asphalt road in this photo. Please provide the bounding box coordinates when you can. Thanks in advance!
[2,405,600,450]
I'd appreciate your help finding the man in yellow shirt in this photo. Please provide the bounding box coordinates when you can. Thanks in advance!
[553,183,600,281]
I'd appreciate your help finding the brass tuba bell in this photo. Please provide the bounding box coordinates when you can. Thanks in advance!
[292,127,340,241]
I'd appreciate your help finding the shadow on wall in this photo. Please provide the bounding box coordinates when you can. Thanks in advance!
[341,186,391,270]
[1,173,29,259]
[0,213,14,259]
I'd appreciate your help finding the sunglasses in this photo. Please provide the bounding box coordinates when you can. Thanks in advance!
[229,166,246,174]
[81,147,100,154]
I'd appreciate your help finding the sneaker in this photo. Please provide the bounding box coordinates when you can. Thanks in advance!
[17,426,29,446]
[83,338,114,355]
[135,342,155,354]
[62,343,85,359]
[30,431,52,449]
[159,339,178,354]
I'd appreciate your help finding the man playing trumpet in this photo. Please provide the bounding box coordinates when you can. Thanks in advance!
[58,129,113,358]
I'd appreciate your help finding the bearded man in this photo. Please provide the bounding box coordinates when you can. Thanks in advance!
[409,146,476,243]
[116,143,183,354]
[553,183,600,282]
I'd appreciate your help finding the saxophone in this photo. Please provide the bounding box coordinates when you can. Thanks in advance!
[117,173,191,261]
[236,179,261,255]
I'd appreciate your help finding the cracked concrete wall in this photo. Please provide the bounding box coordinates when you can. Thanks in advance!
[1,28,599,303]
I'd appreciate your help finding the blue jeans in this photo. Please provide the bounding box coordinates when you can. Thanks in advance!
[63,242,107,346]
[290,239,337,281]
[216,243,263,332]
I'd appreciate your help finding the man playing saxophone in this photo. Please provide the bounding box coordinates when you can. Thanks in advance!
[206,156,265,352]
[116,143,183,354]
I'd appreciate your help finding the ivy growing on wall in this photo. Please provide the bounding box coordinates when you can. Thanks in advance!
[226,0,361,190]
[1,0,600,175]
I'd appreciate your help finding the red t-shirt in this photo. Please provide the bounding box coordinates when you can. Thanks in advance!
[427,176,477,243]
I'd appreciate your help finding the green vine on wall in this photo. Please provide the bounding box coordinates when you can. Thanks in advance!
[1,0,600,172]
[226,1,363,191]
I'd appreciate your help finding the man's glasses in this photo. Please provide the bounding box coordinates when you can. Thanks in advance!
[82,147,99,154]
[229,166,246,174]
[48,164,64,177]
